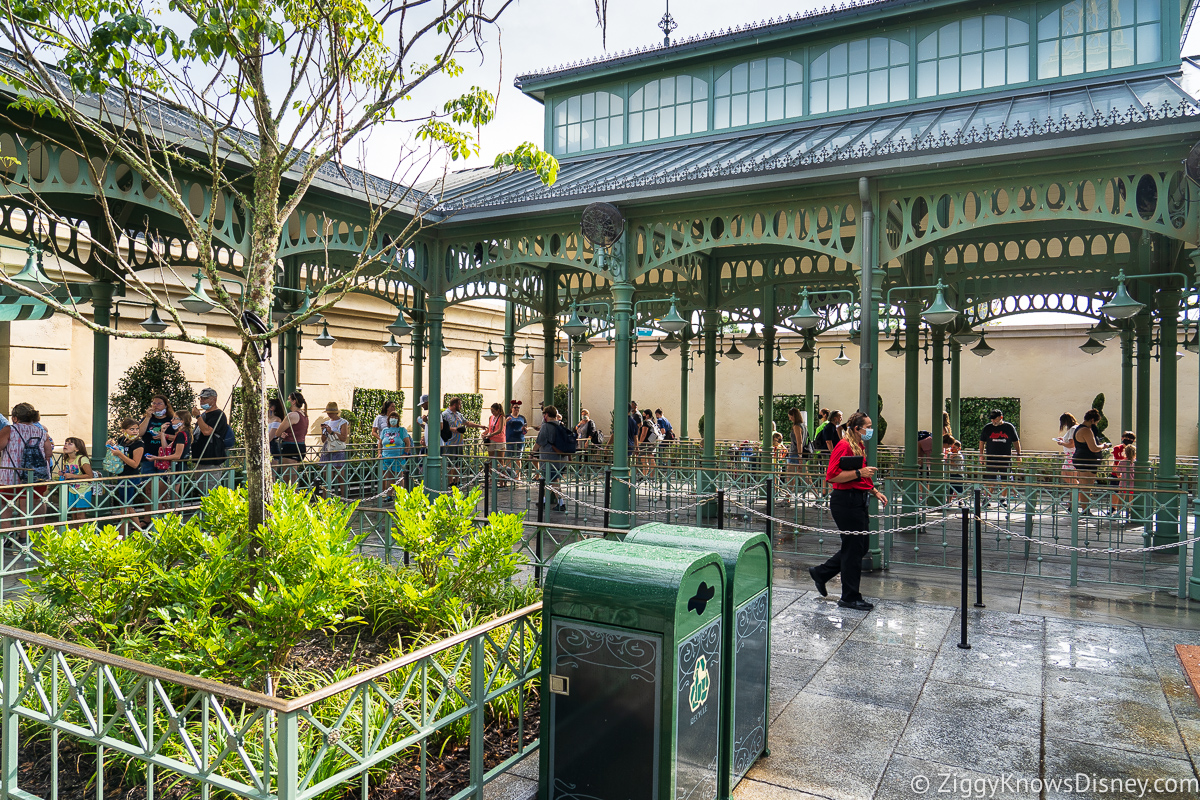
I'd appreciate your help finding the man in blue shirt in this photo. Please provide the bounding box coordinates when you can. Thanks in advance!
[654,409,673,438]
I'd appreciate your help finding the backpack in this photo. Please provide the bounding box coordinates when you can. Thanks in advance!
[550,421,577,455]
[646,420,663,444]
[589,421,604,446]
[14,427,50,483]
[102,448,124,476]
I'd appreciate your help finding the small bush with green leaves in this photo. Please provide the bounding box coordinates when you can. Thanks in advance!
[389,485,529,621]
[109,348,196,436]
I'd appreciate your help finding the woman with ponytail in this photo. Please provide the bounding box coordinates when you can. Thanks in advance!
[809,410,887,611]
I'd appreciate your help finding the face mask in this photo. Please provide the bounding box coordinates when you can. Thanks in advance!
[389,418,399,427]
[154,409,167,417]
[1122,438,1132,445]
[200,403,211,411]
[172,422,181,429]
[860,427,875,442]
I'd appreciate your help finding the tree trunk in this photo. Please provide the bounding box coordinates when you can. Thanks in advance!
[240,354,273,546]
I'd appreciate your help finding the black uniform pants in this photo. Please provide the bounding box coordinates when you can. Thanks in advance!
[813,489,871,601]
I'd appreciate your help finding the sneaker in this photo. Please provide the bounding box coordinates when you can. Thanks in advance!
[555,502,567,513]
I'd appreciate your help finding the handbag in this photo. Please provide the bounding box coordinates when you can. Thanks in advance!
[154,444,174,471]
[102,447,124,476]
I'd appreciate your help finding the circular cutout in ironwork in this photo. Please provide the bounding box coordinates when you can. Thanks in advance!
[580,202,624,249]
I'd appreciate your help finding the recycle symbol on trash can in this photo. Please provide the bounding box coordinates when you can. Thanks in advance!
[689,655,711,712]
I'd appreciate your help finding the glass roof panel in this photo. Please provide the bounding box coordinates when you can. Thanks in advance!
[1128,77,1197,110]
[1006,95,1050,128]
[1086,83,1140,115]
[1046,89,1092,122]
[962,99,1012,135]
[923,105,975,141]
[884,110,941,147]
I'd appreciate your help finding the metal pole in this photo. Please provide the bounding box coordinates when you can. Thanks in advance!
[543,268,557,409]
[1120,327,1133,436]
[761,284,776,460]
[503,301,516,409]
[89,282,114,474]
[610,253,635,527]
[483,463,490,517]
[949,341,961,440]
[717,490,725,530]
[858,176,876,419]
[1135,311,1152,525]
[679,335,691,441]
[1156,287,1179,545]
[957,508,970,649]
[536,478,546,584]
[974,504,985,609]
[425,295,446,492]
[930,326,945,494]
[765,479,773,538]
[603,468,612,529]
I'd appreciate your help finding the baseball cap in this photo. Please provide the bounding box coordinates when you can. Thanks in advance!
[419,394,428,406]
[989,409,1003,419]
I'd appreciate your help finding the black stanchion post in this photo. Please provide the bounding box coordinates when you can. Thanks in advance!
[403,468,411,492]
[958,506,971,649]
[973,487,985,607]
[535,478,546,585]
[603,468,612,529]
[717,490,725,530]
[483,462,491,518]
[766,479,774,537]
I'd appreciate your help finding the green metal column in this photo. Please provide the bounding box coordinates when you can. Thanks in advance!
[1134,311,1151,519]
[702,310,719,498]
[859,178,883,570]
[610,274,635,527]
[425,295,446,491]
[949,341,961,440]
[502,302,516,408]
[903,302,920,469]
[930,326,945,478]
[1120,327,1133,435]
[281,329,299,398]
[542,270,557,409]
[761,285,776,458]
[1155,290,1179,544]
[411,289,426,438]
[89,281,114,474]
[804,351,815,436]
[679,335,691,440]
[570,348,582,424]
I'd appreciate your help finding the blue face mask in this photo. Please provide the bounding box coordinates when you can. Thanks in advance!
[860,427,875,442]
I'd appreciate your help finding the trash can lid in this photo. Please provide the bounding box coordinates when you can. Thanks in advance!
[627,523,771,607]
[543,539,725,636]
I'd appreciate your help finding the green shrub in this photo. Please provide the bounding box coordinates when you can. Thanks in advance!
[29,485,370,683]
[109,349,196,436]
[1092,392,1110,441]
[351,387,406,445]
[230,385,282,448]
[759,394,805,441]
[554,382,570,415]
[950,397,1022,449]
[442,392,483,442]
[389,485,530,628]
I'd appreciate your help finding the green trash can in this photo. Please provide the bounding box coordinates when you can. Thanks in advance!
[540,538,726,800]
[626,524,772,799]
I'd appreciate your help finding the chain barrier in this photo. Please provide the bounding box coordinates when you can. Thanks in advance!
[974,513,1200,554]
[727,499,951,536]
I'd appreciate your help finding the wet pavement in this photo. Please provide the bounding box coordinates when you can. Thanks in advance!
[494,563,1200,800]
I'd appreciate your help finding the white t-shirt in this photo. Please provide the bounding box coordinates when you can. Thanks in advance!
[323,417,349,440]
[372,414,389,434]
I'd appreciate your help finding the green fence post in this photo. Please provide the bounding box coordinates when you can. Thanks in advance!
[1070,488,1079,587]
[276,710,300,800]
[470,635,485,800]
[1,636,19,799]
[1179,492,1189,599]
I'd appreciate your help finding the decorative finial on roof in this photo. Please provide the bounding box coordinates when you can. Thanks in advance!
[659,0,678,46]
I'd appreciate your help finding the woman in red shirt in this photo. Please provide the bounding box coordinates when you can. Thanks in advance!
[809,411,888,611]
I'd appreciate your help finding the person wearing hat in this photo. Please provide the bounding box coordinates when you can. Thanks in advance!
[319,401,352,496]
[979,408,1021,507]
[189,387,233,493]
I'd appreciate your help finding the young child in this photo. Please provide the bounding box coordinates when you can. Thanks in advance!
[944,435,965,503]
[54,437,94,521]
[1113,434,1136,516]
[379,411,412,490]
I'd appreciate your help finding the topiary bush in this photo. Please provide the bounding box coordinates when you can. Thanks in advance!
[351,387,406,445]
[109,349,195,436]
[553,382,570,415]
[443,392,483,442]
[1091,392,1109,442]
[951,397,1022,449]
[229,386,282,448]
[759,394,805,440]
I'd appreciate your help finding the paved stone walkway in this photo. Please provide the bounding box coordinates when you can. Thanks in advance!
[492,577,1200,800]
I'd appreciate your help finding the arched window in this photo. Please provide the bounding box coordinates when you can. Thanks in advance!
[629,75,708,144]
[553,90,624,155]
[713,56,803,129]
[1037,0,1161,78]
[810,37,909,114]
[917,16,1030,97]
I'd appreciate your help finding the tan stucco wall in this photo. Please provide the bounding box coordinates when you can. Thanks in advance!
[573,325,1200,457]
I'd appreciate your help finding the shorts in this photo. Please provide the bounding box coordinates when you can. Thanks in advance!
[506,441,524,456]
[787,454,800,465]
[138,460,164,476]
[485,442,506,459]
[381,457,406,473]
[542,460,564,482]
[279,441,304,459]
[68,490,93,510]
[1074,459,1101,474]
[983,459,1011,481]
[116,477,146,504]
